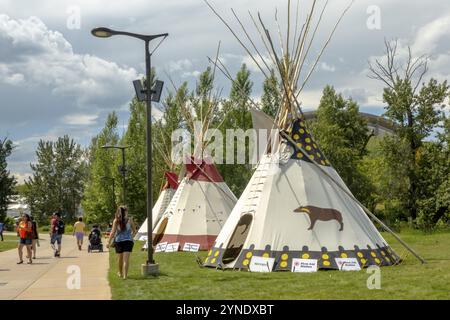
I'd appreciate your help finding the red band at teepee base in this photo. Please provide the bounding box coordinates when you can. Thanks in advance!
[155,233,217,251]
[184,157,224,183]
[162,171,179,190]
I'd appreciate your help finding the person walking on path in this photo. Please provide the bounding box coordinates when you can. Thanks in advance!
[107,206,136,280]
[50,212,65,257]
[17,214,33,264]
[30,216,39,259]
[73,217,86,250]
[0,221,4,241]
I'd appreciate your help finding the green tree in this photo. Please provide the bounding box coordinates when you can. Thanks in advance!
[261,70,281,118]
[369,40,449,221]
[309,86,375,207]
[0,138,16,221]
[415,115,450,230]
[82,112,120,224]
[121,98,148,223]
[25,136,86,223]
[217,64,254,196]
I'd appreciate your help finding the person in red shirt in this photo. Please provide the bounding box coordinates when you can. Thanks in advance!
[50,213,57,233]
[50,212,63,257]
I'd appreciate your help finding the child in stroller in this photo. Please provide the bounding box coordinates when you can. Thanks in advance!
[88,225,103,252]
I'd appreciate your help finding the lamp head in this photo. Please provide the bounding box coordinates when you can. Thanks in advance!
[91,27,114,38]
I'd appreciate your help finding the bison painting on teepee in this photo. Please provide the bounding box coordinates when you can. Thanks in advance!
[203,0,424,270]
[152,67,237,251]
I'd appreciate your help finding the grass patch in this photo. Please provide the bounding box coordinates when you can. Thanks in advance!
[0,235,18,252]
[108,230,450,299]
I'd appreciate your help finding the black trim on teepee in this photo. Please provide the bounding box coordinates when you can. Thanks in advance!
[286,118,330,166]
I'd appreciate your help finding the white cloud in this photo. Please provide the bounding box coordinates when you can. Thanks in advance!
[0,64,24,85]
[12,172,31,184]
[320,62,336,72]
[412,13,450,55]
[181,70,201,78]
[242,54,273,74]
[0,14,139,107]
[166,59,193,73]
[62,113,99,125]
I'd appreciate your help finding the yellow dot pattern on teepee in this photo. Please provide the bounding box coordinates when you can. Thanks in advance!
[279,253,289,268]
[321,253,331,267]
[288,119,330,166]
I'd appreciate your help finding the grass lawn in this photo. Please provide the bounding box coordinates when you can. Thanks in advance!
[0,234,18,252]
[108,230,450,299]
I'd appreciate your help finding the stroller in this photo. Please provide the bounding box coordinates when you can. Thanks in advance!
[88,225,103,252]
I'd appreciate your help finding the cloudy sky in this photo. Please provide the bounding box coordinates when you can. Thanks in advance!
[1,0,449,182]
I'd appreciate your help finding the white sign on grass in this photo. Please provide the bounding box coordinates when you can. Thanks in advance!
[142,241,148,250]
[335,258,361,271]
[249,256,275,272]
[165,242,180,252]
[182,242,200,252]
[291,258,318,273]
[139,235,148,241]
[155,242,168,253]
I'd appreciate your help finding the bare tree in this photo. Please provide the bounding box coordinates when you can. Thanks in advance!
[368,39,428,94]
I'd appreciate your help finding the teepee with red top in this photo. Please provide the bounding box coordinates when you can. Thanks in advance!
[152,158,237,250]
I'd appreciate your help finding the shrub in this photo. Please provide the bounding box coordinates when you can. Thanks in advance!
[64,225,74,234]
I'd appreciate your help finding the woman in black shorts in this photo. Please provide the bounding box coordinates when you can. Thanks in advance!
[107,206,136,279]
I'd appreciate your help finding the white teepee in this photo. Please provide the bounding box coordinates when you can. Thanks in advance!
[202,0,417,270]
[135,172,178,241]
[152,159,237,250]
[204,112,401,270]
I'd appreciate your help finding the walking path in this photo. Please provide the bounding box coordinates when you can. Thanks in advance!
[0,232,111,300]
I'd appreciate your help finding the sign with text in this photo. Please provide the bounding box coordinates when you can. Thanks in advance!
[139,235,148,241]
[291,258,318,273]
[155,242,168,253]
[182,242,200,252]
[165,242,180,253]
[249,256,275,272]
[335,258,361,271]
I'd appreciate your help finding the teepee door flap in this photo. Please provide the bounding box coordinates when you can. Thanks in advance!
[153,217,169,246]
[222,214,253,264]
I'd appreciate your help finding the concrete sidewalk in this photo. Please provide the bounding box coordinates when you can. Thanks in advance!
[0,232,111,300]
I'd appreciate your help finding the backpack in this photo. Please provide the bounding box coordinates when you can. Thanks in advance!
[56,219,65,235]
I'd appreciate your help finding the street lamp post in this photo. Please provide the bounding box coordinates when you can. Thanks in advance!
[92,27,168,276]
[101,145,128,205]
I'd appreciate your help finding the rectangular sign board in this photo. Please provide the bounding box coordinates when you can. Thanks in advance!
[335,258,361,271]
[155,242,168,253]
[249,256,275,272]
[139,235,148,241]
[182,242,200,252]
[165,242,180,253]
[291,258,318,273]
